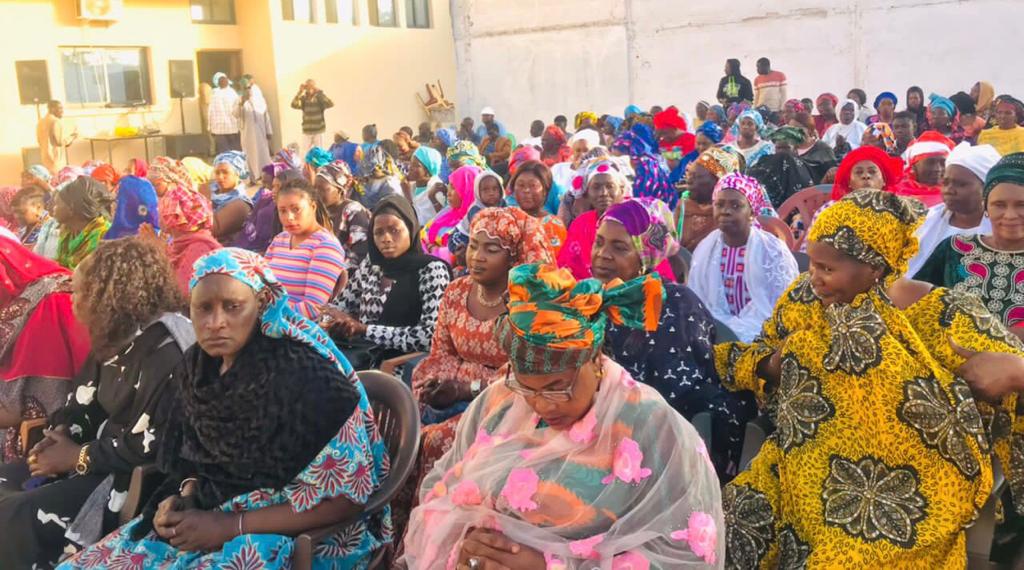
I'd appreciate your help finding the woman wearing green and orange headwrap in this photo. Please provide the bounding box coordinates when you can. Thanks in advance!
[716,189,1024,568]
[402,263,723,569]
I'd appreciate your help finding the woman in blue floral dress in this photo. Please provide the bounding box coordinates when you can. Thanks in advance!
[59,248,391,570]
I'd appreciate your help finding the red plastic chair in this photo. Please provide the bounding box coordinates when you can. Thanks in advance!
[757,216,795,251]
[776,187,832,251]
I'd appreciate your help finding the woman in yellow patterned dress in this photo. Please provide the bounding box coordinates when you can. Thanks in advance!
[716,189,1024,568]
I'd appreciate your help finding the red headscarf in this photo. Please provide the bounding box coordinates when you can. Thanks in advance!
[831,146,904,200]
[90,163,122,188]
[509,145,541,176]
[653,107,696,154]
[128,158,149,178]
[540,125,572,166]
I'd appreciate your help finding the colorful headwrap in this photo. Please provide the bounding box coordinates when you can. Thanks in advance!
[831,146,904,200]
[316,161,354,192]
[211,72,231,87]
[573,157,632,199]
[695,121,725,144]
[574,112,600,131]
[628,123,659,154]
[425,165,481,246]
[434,128,458,148]
[983,152,1024,204]
[494,263,665,374]
[767,126,806,146]
[305,146,333,169]
[53,166,85,191]
[604,115,624,134]
[873,91,898,109]
[262,161,290,179]
[784,99,807,114]
[906,130,955,169]
[446,140,487,169]
[544,124,568,147]
[509,145,542,176]
[712,173,778,218]
[213,150,251,180]
[89,163,121,187]
[612,130,677,207]
[624,105,643,119]
[864,123,897,154]
[149,156,196,193]
[413,146,443,179]
[727,102,751,120]
[602,198,679,273]
[469,207,553,266]
[26,165,52,183]
[693,147,740,179]
[103,176,160,240]
[816,93,840,108]
[276,147,302,170]
[190,248,353,375]
[359,145,401,179]
[653,107,688,132]
[128,158,148,179]
[730,109,768,139]
[181,157,214,186]
[927,93,957,117]
[159,182,213,234]
[808,189,926,286]
[708,105,727,124]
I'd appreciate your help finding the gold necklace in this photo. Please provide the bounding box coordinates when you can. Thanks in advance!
[475,283,506,308]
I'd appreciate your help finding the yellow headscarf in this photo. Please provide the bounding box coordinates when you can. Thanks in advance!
[181,156,214,186]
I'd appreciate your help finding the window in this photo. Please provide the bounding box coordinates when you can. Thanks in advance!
[405,0,430,28]
[325,0,356,24]
[61,47,151,106]
[282,0,313,22]
[369,0,396,26]
[190,0,235,24]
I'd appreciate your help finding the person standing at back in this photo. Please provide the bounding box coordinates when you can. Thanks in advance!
[717,58,753,106]
[208,73,242,154]
[291,79,334,158]
[753,57,787,112]
[36,100,77,174]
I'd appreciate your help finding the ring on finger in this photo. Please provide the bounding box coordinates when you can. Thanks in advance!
[468,557,481,570]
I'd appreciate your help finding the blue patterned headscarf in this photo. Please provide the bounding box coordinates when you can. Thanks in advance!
[624,105,642,119]
[928,93,957,117]
[611,130,677,209]
[103,176,160,240]
[305,146,333,169]
[214,150,251,179]
[211,151,252,210]
[26,164,51,183]
[190,248,354,375]
[696,121,724,144]
[435,128,457,148]
[729,109,769,139]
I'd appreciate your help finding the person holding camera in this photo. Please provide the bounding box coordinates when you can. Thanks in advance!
[291,79,334,159]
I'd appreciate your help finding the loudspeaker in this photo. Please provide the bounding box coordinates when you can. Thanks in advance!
[16,60,51,105]
[164,134,209,159]
[169,60,196,99]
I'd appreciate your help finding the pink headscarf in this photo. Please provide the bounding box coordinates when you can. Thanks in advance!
[159,184,214,234]
[712,173,778,220]
[425,165,481,246]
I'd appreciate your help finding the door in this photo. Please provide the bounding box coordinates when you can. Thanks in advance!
[196,50,242,134]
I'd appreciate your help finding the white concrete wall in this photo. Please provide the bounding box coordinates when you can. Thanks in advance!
[452,0,1024,137]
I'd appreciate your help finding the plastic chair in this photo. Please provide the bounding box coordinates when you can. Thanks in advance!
[738,415,775,471]
[293,370,421,570]
[966,457,1008,569]
[690,411,712,450]
[757,216,795,251]
[713,319,740,343]
[776,187,833,251]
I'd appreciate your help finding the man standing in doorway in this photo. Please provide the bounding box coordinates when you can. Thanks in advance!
[291,79,334,157]
[36,100,77,174]
[754,57,787,112]
[208,72,242,154]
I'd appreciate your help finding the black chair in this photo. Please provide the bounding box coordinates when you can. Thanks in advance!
[966,457,1008,569]
[714,319,740,343]
[738,415,775,471]
[690,411,712,450]
[293,370,421,570]
[792,251,810,273]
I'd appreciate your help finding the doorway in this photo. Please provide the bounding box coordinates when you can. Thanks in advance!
[196,50,243,87]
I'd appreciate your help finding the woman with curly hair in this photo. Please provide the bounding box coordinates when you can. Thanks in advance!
[0,238,192,568]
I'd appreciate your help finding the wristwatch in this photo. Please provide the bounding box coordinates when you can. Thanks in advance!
[75,444,92,476]
[470,379,482,397]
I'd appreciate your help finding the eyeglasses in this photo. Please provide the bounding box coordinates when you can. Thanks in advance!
[504,366,579,402]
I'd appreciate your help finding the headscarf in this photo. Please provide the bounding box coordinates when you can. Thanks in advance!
[149,156,195,193]
[541,125,571,166]
[628,123,660,154]
[89,163,121,188]
[434,127,457,148]
[624,105,642,118]
[103,176,160,240]
[712,172,777,218]
[602,198,679,273]
[693,147,740,179]
[611,130,676,208]
[425,165,480,246]
[213,150,251,180]
[53,166,85,191]
[469,207,553,266]
[975,81,996,114]
[831,146,904,200]
[864,122,897,154]
[26,165,51,183]
[695,121,724,144]
[727,102,751,121]
[816,93,839,110]
[509,145,542,176]
[950,92,976,117]
[784,99,807,114]
[413,146,442,178]
[181,157,214,186]
[359,145,401,179]
[767,126,806,146]
[190,248,353,375]
[211,72,231,87]
[653,107,688,132]
[159,182,213,234]
[946,142,1001,184]
[0,188,18,231]
[574,111,600,131]
[730,109,768,139]
[494,263,664,374]
[707,105,727,124]
[928,93,957,118]
[873,91,898,110]
[275,147,302,170]
[317,161,354,193]
[305,147,333,169]
[809,189,925,286]
[262,161,290,180]
[456,170,504,235]
[570,129,602,150]
[127,158,148,179]
[575,157,632,199]
[446,140,487,169]
[983,152,1024,204]
[905,130,955,170]
[57,176,113,220]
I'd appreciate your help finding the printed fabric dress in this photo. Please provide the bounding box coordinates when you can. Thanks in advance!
[715,274,1024,569]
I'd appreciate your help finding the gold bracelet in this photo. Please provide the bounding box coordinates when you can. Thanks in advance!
[74,444,91,476]
[178,477,198,494]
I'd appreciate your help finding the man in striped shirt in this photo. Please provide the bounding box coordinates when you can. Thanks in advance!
[291,79,335,158]
[754,57,788,113]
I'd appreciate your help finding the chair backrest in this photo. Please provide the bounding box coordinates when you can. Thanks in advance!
[776,187,832,251]
[756,216,795,251]
[792,250,810,273]
[713,319,739,343]
[356,370,422,514]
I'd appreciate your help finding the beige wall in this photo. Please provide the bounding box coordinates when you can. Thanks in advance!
[0,0,457,185]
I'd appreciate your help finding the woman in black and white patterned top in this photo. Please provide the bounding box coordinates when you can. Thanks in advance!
[322,194,451,367]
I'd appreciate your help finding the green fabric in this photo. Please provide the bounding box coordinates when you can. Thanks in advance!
[984,152,1024,202]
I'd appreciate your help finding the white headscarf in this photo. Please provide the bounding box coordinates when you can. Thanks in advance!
[947,142,1002,183]
[822,99,867,150]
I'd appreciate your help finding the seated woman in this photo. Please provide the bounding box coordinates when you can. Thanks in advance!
[265,177,345,321]
[716,190,1024,568]
[447,169,506,264]
[401,263,723,568]
[236,165,298,254]
[677,147,740,252]
[316,161,371,272]
[594,198,756,480]
[724,110,776,170]
[557,158,632,278]
[690,173,798,342]
[790,111,837,183]
[822,99,868,155]
[405,145,445,225]
[0,238,189,567]
[53,177,113,269]
[159,177,221,296]
[747,126,816,207]
[0,236,90,462]
[611,128,676,209]
[915,153,1024,333]
[357,146,404,210]
[102,176,160,240]
[323,195,451,369]
[60,248,390,569]
[891,131,955,207]
[207,151,254,243]
[422,164,479,262]
[508,160,567,258]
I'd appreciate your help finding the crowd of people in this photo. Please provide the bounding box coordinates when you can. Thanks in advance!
[3,61,1024,569]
